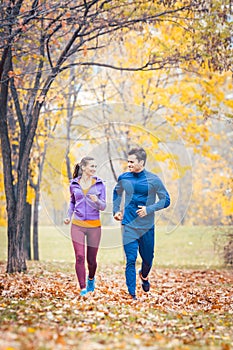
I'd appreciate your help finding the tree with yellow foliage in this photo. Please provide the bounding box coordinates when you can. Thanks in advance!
[0,0,232,273]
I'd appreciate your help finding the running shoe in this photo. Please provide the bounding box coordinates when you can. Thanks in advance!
[87,277,95,292]
[80,288,87,296]
[138,269,150,292]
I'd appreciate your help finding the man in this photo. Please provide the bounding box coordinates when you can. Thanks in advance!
[113,147,170,300]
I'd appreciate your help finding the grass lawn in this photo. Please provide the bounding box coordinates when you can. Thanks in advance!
[0,225,230,269]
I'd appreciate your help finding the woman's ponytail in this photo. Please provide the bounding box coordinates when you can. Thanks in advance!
[73,164,80,178]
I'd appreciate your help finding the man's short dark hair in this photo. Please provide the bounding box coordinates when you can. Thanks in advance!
[128,147,147,165]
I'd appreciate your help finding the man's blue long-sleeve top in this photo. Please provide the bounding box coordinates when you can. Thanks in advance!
[113,169,170,229]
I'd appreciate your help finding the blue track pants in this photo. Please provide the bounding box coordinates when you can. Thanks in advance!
[122,225,155,296]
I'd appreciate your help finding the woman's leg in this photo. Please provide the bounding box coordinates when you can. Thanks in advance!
[86,226,101,279]
[71,224,86,289]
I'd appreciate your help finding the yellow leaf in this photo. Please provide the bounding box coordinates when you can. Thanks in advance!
[83,45,88,57]
[27,327,36,333]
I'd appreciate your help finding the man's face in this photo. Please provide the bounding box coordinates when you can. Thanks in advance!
[128,154,144,173]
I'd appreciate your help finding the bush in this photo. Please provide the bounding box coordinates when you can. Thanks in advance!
[223,234,233,266]
[214,227,233,267]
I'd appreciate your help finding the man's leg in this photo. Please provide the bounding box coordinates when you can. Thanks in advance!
[138,227,155,278]
[123,238,138,298]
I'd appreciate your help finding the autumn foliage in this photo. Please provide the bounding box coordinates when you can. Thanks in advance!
[0,262,232,349]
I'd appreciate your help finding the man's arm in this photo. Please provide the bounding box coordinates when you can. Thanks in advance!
[113,176,124,220]
[146,178,170,215]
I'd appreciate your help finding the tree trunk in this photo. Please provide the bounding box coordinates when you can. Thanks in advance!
[32,141,48,261]
[7,203,27,273]
[0,46,27,273]
[3,135,34,273]
[33,188,40,260]
[10,152,30,272]
[24,202,32,260]
[1,61,39,272]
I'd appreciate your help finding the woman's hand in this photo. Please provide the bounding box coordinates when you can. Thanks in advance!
[64,218,70,225]
[88,194,98,202]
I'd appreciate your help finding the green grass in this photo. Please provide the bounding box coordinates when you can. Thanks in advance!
[155,225,227,268]
[0,225,231,269]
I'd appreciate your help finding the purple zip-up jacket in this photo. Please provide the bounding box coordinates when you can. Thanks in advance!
[67,176,106,221]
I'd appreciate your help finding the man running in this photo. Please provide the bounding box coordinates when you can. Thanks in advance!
[113,147,170,299]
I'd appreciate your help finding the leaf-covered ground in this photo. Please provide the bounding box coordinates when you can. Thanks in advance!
[0,262,232,350]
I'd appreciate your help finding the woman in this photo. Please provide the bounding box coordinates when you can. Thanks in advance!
[64,157,106,296]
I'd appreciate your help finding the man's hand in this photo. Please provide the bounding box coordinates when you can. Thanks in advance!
[64,218,70,225]
[136,206,147,217]
[114,211,123,221]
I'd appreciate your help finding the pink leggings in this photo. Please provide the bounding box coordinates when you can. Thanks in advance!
[71,224,101,289]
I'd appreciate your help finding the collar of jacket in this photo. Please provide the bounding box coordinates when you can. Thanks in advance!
[132,169,145,178]
[71,176,104,185]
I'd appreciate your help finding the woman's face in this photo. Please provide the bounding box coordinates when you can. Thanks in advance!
[82,160,97,177]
